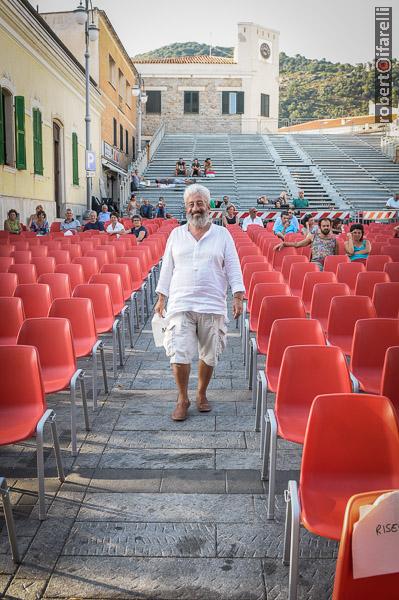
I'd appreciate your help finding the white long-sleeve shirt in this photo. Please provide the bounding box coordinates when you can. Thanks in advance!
[156,223,244,318]
[242,216,264,231]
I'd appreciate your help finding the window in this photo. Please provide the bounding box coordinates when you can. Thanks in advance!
[119,124,123,151]
[113,118,117,146]
[125,81,131,107]
[72,132,79,185]
[32,108,43,175]
[261,93,270,117]
[0,87,15,166]
[132,136,136,159]
[118,69,124,101]
[125,130,129,155]
[222,91,244,115]
[108,55,116,87]
[14,96,26,170]
[184,91,199,114]
[146,91,161,114]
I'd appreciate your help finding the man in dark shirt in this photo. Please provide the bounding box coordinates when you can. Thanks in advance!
[130,215,148,242]
[83,211,105,231]
[140,199,153,219]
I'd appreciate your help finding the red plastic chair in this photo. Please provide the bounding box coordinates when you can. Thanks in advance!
[17,318,90,456]
[14,283,52,318]
[271,246,298,271]
[11,240,29,251]
[101,263,140,334]
[99,244,117,263]
[238,245,261,263]
[85,249,109,270]
[382,245,399,261]
[247,271,284,312]
[48,250,71,265]
[240,255,268,271]
[384,261,399,282]
[72,256,99,282]
[31,257,56,277]
[288,262,319,297]
[281,255,307,282]
[262,346,352,519]
[37,273,71,300]
[249,295,306,396]
[0,257,14,272]
[0,245,14,257]
[0,272,18,296]
[55,263,85,291]
[11,250,32,264]
[301,270,337,312]
[80,241,95,255]
[323,255,350,274]
[333,490,399,600]
[0,297,25,344]
[366,254,392,271]
[350,318,399,393]
[372,282,399,317]
[337,262,365,294]
[49,298,108,408]
[381,346,399,414]
[30,246,48,258]
[285,393,399,600]
[242,262,272,296]
[255,318,326,429]
[309,282,350,331]
[117,256,148,325]
[354,270,390,299]
[326,295,376,356]
[0,476,19,562]
[90,273,133,351]
[73,283,122,377]
[0,345,65,519]
[62,244,82,260]
[8,263,37,284]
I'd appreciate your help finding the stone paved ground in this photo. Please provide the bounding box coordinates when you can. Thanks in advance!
[0,305,335,599]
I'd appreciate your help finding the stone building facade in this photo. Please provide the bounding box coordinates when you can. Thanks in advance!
[134,22,280,137]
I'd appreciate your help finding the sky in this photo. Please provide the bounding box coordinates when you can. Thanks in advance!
[36,0,399,63]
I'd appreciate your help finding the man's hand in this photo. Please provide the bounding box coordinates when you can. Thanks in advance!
[273,242,284,251]
[154,294,166,316]
[233,294,244,320]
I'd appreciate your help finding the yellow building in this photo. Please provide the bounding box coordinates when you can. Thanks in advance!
[42,9,138,210]
[0,0,103,224]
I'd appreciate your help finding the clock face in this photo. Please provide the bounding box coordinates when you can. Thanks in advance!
[260,42,271,60]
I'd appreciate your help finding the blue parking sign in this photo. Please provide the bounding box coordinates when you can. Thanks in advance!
[85,150,96,172]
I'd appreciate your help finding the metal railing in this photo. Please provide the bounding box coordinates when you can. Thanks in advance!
[129,121,166,175]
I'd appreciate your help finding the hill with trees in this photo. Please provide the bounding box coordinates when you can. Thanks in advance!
[133,43,399,124]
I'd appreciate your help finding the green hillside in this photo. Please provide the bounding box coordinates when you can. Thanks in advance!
[133,43,399,124]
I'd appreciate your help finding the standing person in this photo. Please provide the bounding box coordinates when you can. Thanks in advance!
[4,209,23,235]
[126,195,139,218]
[97,205,111,223]
[274,217,337,270]
[60,208,81,234]
[292,190,309,209]
[140,199,153,219]
[131,169,141,192]
[106,212,127,237]
[30,210,49,235]
[130,215,148,242]
[344,224,371,263]
[242,208,264,231]
[221,196,230,215]
[155,184,244,421]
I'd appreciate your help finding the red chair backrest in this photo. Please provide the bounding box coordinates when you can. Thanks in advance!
[382,246,399,261]
[72,256,99,282]
[381,346,399,414]
[8,263,37,284]
[384,262,399,282]
[49,297,97,358]
[85,249,109,270]
[48,250,71,265]
[37,273,71,300]
[326,295,376,355]
[301,271,337,311]
[0,296,25,344]
[14,283,52,318]
[271,246,298,271]
[256,296,306,353]
[354,271,390,299]
[31,256,56,277]
[99,244,117,263]
[62,244,82,260]
[240,255,268,270]
[242,262,272,296]
[238,245,261,262]
[11,250,32,264]
[0,245,14,257]
[336,262,365,292]
[323,255,350,274]
[72,283,114,333]
[350,318,399,375]
[90,273,125,315]
[0,257,14,272]
[288,262,319,296]
[373,282,399,318]
[29,246,48,257]
[366,255,392,271]
[247,271,284,310]
[310,282,351,330]
[281,255,307,282]
[101,263,133,299]
[55,263,85,291]
[249,282,290,331]
[118,254,146,282]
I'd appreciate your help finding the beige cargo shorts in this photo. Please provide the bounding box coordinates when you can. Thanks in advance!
[163,311,227,366]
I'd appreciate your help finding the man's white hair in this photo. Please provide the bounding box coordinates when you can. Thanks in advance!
[183,184,211,206]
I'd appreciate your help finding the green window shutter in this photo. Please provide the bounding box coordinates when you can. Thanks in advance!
[15,96,26,170]
[72,132,79,185]
[236,92,244,114]
[33,108,43,175]
[0,88,4,165]
[222,91,229,114]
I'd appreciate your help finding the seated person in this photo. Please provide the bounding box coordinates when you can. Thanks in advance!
[4,208,23,235]
[332,217,345,235]
[274,218,337,270]
[257,195,269,205]
[98,204,111,222]
[386,192,399,209]
[292,190,309,209]
[273,211,299,239]
[344,224,371,262]
[140,199,153,219]
[31,210,49,235]
[106,212,127,236]
[155,200,166,219]
[222,205,237,227]
[60,208,81,234]
[242,208,264,231]
[191,159,201,177]
[204,157,214,175]
[301,214,318,236]
[175,158,187,177]
[274,191,290,208]
[274,208,300,231]
[83,211,105,231]
[130,215,148,242]
[28,204,44,229]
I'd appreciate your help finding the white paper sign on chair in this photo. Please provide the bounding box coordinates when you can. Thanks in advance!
[352,490,399,579]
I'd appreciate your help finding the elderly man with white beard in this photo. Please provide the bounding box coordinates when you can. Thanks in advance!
[155,184,245,421]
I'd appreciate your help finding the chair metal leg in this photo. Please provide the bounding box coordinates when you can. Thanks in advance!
[99,342,109,394]
[140,285,146,325]
[0,477,20,563]
[78,371,90,432]
[267,409,278,520]
[261,412,271,481]
[49,412,65,483]
[111,324,118,378]
[249,338,257,390]
[91,346,98,410]
[286,480,301,600]
[255,370,266,426]
[36,410,51,520]
[69,371,79,455]
[115,319,123,367]
[125,306,134,348]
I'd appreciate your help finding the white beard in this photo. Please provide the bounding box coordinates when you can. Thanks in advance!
[187,211,210,228]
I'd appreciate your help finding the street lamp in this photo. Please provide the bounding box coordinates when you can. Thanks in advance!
[74,0,99,211]
[132,82,147,158]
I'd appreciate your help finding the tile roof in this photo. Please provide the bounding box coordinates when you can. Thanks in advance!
[279,113,398,132]
[132,55,236,64]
